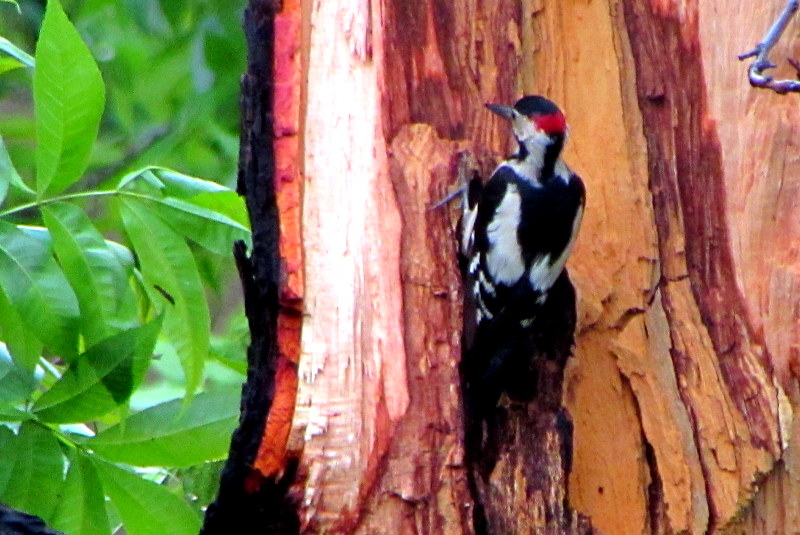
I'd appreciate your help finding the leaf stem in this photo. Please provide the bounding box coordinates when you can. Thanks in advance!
[0,189,126,218]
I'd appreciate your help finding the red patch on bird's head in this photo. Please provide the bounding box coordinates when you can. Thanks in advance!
[531,112,566,136]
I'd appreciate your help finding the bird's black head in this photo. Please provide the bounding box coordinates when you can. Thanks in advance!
[485,95,568,177]
[486,95,567,181]
[512,96,566,136]
[486,95,567,142]
[512,95,561,117]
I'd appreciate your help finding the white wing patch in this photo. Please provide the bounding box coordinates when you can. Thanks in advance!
[528,204,584,291]
[527,253,554,292]
[485,183,525,285]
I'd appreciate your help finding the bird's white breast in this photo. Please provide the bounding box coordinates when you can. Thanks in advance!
[485,183,525,284]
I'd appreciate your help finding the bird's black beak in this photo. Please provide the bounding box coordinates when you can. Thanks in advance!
[485,103,515,120]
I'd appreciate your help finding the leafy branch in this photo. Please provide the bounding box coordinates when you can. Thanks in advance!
[0,1,251,533]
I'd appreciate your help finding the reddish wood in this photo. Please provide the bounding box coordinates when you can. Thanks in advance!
[247,0,800,533]
[253,0,304,479]
[353,124,473,535]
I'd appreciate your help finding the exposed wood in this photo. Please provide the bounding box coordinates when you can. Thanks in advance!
[547,0,797,533]
[233,0,800,533]
[287,1,591,533]
[201,1,300,533]
[253,0,305,480]
[523,2,677,533]
[287,2,408,532]
[353,124,473,535]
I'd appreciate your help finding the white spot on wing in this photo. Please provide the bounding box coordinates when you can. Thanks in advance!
[468,254,480,275]
[478,299,493,321]
[478,269,495,295]
[486,183,525,285]
[461,206,478,255]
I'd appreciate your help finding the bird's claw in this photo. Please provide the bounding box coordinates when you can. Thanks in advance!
[429,152,476,210]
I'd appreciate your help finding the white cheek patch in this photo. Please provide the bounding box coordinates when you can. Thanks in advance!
[485,183,525,285]
[512,115,538,141]
[505,117,551,185]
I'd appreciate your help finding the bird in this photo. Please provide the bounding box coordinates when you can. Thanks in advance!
[458,95,585,436]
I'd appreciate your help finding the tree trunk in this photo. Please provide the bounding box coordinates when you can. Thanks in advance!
[217,0,800,533]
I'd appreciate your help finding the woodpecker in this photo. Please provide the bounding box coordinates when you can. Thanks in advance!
[462,95,584,328]
[459,95,585,425]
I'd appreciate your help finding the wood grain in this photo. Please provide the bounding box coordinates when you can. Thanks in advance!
[260,0,800,533]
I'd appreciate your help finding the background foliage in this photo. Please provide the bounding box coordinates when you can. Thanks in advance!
[0,0,248,533]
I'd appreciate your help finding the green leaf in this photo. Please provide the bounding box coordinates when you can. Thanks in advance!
[0,343,37,403]
[0,0,21,14]
[0,421,65,522]
[0,36,34,68]
[158,0,188,30]
[119,198,208,399]
[43,203,139,345]
[0,286,41,372]
[0,220,79,359]
[51,452,110,535]
[174,460,224,514]
[116,167,163,192]
[115,167,250,253]
[33,318,162,423]
[0,56,23,75]
[153,167,229,197]
[0,425,16,493]
[118,166,227,197]
[147,196,249,255]
[34,0,105,195]
[0,401,33,421]
[0,134,34,208]
[106,238,136,269]
[93,459,201,535]
[87,388,239,467]
[189,190,250,229]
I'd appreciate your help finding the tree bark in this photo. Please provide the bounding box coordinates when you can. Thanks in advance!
[202,2,300,533]
[230,0,800,534]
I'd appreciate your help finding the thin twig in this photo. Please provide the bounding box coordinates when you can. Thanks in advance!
[738,0,800,94]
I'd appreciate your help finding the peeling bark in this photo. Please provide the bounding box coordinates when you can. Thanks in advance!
[226,0,800,533]
[201,1,300,533]
[622,0,787,528]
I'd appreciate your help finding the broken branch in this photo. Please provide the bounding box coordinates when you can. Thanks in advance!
[738,0,800,94]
